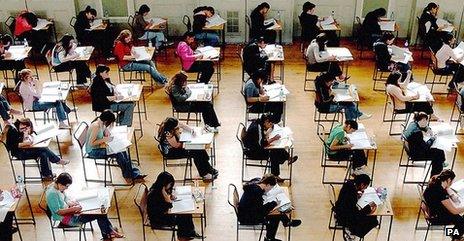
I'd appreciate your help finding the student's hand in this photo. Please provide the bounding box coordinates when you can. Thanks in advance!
[259,95,270,101]
[72,205,82,213]
[3,52,11,58]
[450,193,460,203]
[170,194,177,201]
[103,136,114,143]
[413,92,420,100]
[0,190,3,202]
[330,55,337,61]
[271,134,281,142]
[196,54,204,60]
[369,202,377,213]
[345,143,354,149]
[68,200,79,207]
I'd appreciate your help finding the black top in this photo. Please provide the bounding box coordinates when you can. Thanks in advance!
[74,11,91,43]
[192,13,207,34]
[299,12,319,42]
[423,183,450,218]
[238,183,277,224]
[146,188,175,228]
[362,11,381,36]
[6,126,24,157]
[314,75,334,111]
[243,120,268,153]
[406,130,434,159]
[169,85,192,112]
[334,180,372,226]
[373,41,391,71]
[418,11,438,37]
[250,9,274,40]
[89,76,113,112]
[242,41,268,76]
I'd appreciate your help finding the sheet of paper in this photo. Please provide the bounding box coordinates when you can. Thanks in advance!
[263,44,284,60]
[72,188,110,212]
[436,18,454,31]
[406,83,433,102]
[175,186,192,196]
[196,46,219,59]
[179,127,214,144]
[320,16,335,26]
[32,123,59,145]
[264,84,289,100]
[321,24,338,30]
[451,179,464,197]
[379,21,395,31]
[33,18,52,30]
[205,14,226,27]
[171,198,195,213]
[7,46,28,60]
[263,185,291,208]
[186,84,212,101]
[427,122,460,152]
[326,47,353,61]
[132,47,151,61]
[107,126,132,154]
[150,17,167,26]
[357,187,382,209]
[90,19,103,30]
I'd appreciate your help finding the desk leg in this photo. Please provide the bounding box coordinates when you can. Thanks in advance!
[371,149,377,185]
[451,148,457,170]
[387,216,393,241]
[201,213,205,241]
[287,212,292,241]
[281,62,285,84]
[279,31,282,45]
[289,147,293,186]
[133,131,140,166]
[113,191,122,228]
[56,136,62,158]
[13,213,23,241]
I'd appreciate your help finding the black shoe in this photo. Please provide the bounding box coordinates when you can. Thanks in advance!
[211,168,219,175]
[283,219,302,227]
[189,232,203,239]
[134,174,147,180]
[264,238,282,241]
[288,156,298,165]
[11,227,18,234]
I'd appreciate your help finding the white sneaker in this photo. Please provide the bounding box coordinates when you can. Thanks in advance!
[202,174,213,180]
[204,125,218,133]
[358,113,372,120]
[352,165,369,176]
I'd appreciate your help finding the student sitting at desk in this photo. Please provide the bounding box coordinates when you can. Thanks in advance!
[133,4,167,49]
[86,110,146,182]
[386,70,440,120]
[326,120,368,175]
[113,29,167,86]
[244,70,284,123]
[305,33,347,81]
[18,69,72,129]
[0,34,26,84]
[147,171,201,240]
[243,115,298,182]
[238,174,301,241]
[418,2,448,53]
[334,174,378,240]
[2,118,69,180]
[403,112,447,176]
[435,33,464,90]
[157,117,218,180]
[0,188,19,241]
[423,169,464,241]
[242,36,273,82]
[46,172,124,241]
[166,71,220,132]
[0,92,22,126]
[74,6,114,59]
[250,2,277,43]
[193,6,219,47]
[361,8,386,44]
[13,10,47,50]
[299,2,339,47]
[373,32,410,74]
[314,72,371,120]
[51,35,92,86]
[176,31,214,84]
[90,65,135,127]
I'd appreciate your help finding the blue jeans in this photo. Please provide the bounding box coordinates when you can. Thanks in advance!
[74,215,114,238]
[139,31,166,48]
[110,102,135,127]
[14,147,60,177]
[122,61,167,84]
[33,100,70,122]
[328,102,363,120]
[195,32,219,47]
[87,148,140,179]
[0,95,11,121]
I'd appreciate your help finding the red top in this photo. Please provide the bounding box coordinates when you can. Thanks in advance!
[14,16,33,37]
[113,41,133,68]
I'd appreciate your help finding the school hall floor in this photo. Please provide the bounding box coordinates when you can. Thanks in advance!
[1,40,462,241]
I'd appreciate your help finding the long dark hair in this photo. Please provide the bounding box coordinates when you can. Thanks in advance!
[386,71,402,87]
[93,109,116,127]
[137,4,150,15]
[428,169,455,187]
[166,72,187,94]
[149,171,175,196]
[302,2,315,12]
[20,12,38,27]
[255,2,270,12]
[193,6,215,15]
[59,35,75,56]
[315,33,327,51]
[423,2,438,15]
[93,64,111,84]
[83,5,97,17]
[157,117,179,141]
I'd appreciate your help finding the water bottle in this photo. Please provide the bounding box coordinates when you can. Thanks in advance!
[279,87,285,100]
[148,41,153,48]
[404,40,409,48]
[331,10,335,19]
[17,175,24,193]
[23,39,28,47]
[390,12,395,21]
[276,11,281,21]
[104,10,109,18]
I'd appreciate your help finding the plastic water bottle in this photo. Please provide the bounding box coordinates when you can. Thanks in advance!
[279,87,285,100]
[148,41,153,48]
[17,175,24,193]
[23,39,28,47]
[404,40,409,48]
[104,10,109,18]
[276,11,281,21]
[331,10,335,19]
[390,12,395,21]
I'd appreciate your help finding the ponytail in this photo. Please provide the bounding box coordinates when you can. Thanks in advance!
[428,169,455,186]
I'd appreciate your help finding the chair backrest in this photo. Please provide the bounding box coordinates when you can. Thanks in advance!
[236,44,244,64]
[73,122,89,156]
[134,183,149,225]
[235,123,247,149]
[127,15,135,30]
[456,86,464,109]
[401,134,412,156]
[38,190,53,221]
[387,92,399,111]
[227,183,240,216]
[316,123,328,144]
[245,15,251,29]
[327,184,337,207]
[428,47,439,70]
[182,15,192,32]
[69,16,77,28]
[355,16,361,25]
[5,16,16,36]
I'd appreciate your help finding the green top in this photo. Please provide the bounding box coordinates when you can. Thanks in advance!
[45,184,69,222]
[326,124,346,155]
[85,125,104,154]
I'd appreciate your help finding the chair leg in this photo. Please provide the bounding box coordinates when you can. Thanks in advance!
[423,224,430,241]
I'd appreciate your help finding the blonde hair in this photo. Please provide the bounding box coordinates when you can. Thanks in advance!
[115,29,132,45]
[18,69,33,82]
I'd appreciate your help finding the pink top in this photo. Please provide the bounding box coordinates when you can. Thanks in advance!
[176,41,196,71]
[19,81,40,110]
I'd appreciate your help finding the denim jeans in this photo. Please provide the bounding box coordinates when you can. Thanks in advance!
[122,61,167,84]
[139,31,166,48]
[74,214,114,238]
[195,32,219,47]
[328,102,363,120]
[110,102,135,127]
[87,148,140,179]
[14,147,60,177]
[0,95,11,121]
[33,100,70,122]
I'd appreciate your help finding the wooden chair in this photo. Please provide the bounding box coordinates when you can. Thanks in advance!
[134,183,177,241]
[227,183,265,241]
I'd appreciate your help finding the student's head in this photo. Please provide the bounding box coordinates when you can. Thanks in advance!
[251,69,268,86]
[256,2,270,15]
[83,6,97,20]
[317,72,336,87]
[21,12,38,27]
[55,172,73,192]
[380,32,395,45]
[303,2,316,14]
[116,29,132,44]
[353,174,371,192]
[19,68,34,82]
[259,114,274,130]
[424,2,439,15]
[161,117,179,135]
[59,35,75,52]
[95,64,110,80]
[413,112,429,128]
[171,71,188,87]
[99,109,116,127]
[315,33,328,51]
[258,174,277,192]
[343,120,358,134]
[386,71,402,87]
[374,8,387,18]
[14,118,33,135]
[138,4,150,16]
[204,6,215,17]
[150,171,175,194]
[442,33,455,46]
[183,31,196,44]
[0,34,13,47]
[255,36,267,49]
[429,169,455,188]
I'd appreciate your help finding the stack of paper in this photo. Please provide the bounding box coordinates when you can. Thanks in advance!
[267,125,293,148]
[0,191,15,222]
[72,188,110,212]
[150,17,167,26]
[357,187,382,209]
[90,19,103,30]
[32,123,59,145]
[171,186,195,213]
[453,42,464,64]
[7,46,28,61]
[196,46,219,59]
[107,126,132,154]
[319,16,338,30]
[390,45,413,64]
[114,84,137,101]
[406,82,433,102]
[206,14,226,28]
[132,47,151,61]
[379,21,395,32]
[33,18,52,30]
[436,18,454,32]
[179,127,214,144]
[263,44,284,60]
[347,124,375,149]
[451,179,464,198]
[186,83,213,101]
[263,184,291,208]
[427,122,459,152]
[326,47,353,61]
[264,83,289,100]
